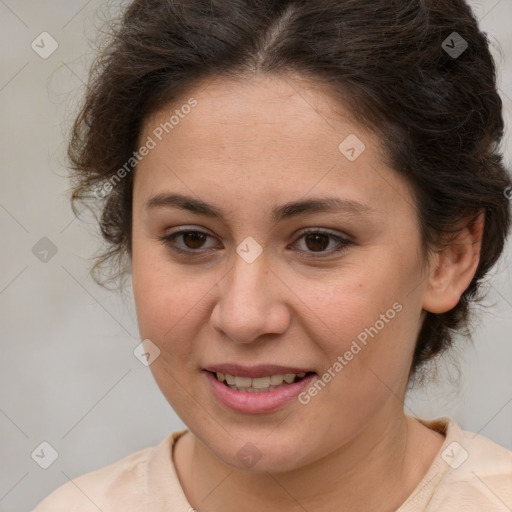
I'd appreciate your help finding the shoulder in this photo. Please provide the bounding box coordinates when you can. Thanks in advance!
[424,417,512,511]
[32,431,186,512]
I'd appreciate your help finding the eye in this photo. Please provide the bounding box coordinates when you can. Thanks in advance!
[291,229,352,257]
[159,229,219,254]
[159,227,352,258]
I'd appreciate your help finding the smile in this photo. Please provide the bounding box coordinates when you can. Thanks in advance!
[204,368,317,414]
[213,371,311,392]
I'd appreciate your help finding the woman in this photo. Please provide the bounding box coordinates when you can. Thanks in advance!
[34,0,512,510]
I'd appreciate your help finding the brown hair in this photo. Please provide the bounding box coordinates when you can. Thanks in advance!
[69,0,511,377]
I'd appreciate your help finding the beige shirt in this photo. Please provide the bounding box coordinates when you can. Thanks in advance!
[32,417,512,511]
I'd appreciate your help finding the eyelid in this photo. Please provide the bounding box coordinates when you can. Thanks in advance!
[159,226,352,257]
[293,227,351,240]
[289,228,352,257]
[160,226,221,253]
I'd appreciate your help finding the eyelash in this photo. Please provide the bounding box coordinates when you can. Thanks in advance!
[158,228,352,258]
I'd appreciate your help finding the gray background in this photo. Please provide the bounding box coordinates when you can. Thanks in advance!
[0,1,511,510]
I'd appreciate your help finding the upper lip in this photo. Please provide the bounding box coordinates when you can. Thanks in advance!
[203,364,315,378]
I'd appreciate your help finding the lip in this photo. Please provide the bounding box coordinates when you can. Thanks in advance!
[204,370,317,414]
[202,363,314,378]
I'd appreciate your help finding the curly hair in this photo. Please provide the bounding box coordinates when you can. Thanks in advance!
[68,0,511,377]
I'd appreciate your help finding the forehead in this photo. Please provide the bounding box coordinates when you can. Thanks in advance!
[134,74,414,221]
[142,73,369,156]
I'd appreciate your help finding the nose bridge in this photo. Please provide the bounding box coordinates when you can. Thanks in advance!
[224,252,271,319]
[211,249,290,343]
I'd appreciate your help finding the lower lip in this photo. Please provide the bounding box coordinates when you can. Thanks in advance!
[204,371,317,414]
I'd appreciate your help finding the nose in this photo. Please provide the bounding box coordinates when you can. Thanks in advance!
[210,251,291,344]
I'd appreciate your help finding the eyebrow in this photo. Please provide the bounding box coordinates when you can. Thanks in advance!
[144,193,376,223]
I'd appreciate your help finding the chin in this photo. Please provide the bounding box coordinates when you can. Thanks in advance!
[195,421,322,473]
[214,441,307,473]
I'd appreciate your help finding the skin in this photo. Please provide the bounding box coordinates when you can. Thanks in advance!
[130,73,483,511]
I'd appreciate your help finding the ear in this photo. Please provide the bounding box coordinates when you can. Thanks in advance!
[422,212,485,314]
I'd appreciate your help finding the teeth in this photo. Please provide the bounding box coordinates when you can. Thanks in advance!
[234,376,252,388]
[251,376,271,389]
[214,372,309,391]
[270,374,284,385]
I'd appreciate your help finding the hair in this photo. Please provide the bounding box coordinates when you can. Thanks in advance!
[68,0,511,378]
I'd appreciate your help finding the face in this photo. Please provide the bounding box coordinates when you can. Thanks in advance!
[131,74,431,472]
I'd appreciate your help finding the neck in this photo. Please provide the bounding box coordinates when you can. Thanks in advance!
[174,411,444,512]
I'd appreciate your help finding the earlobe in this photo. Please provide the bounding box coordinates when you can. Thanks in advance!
[422,212,484,314]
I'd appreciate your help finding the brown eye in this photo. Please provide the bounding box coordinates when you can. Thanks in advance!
[304,233,330,252]
[159,229,219,254]
[182,232,207,249]
[292,230,352,257]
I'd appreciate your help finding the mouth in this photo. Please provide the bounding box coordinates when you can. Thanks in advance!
[203,365,318,413]
[207,370,316,393]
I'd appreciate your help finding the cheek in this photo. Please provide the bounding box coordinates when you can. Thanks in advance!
[131,257,203,409]
[131,244,217,361]
[300,305,415,428]
[133,270,198,345]
[291,263,401,344]
[131,240,181,346]
[295,257,419,389]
